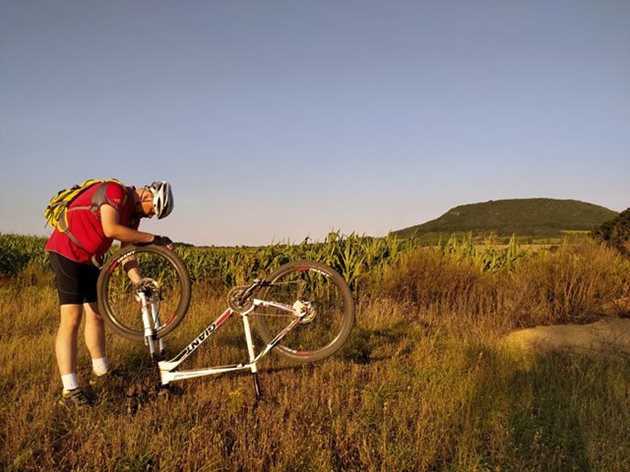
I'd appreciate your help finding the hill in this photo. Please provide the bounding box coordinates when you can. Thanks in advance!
[394,198,619,240]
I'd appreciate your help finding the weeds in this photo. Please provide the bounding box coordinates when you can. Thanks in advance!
[1,235,629,470]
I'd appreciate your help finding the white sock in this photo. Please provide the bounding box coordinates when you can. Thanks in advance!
[92,357,109,376]
[61,373,80,391]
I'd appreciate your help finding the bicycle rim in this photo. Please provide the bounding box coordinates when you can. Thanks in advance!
[253,260,355,362]
[97,245,191,341]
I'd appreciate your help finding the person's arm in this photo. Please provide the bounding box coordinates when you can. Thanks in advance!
[101,204,155,244]
[102,204,152,284]
[121,258,142,284]
[101,203,173,283]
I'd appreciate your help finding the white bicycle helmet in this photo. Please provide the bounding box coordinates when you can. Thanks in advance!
[147,181,174,219]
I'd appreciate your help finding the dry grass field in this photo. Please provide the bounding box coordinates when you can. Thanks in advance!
[1,238,629,471]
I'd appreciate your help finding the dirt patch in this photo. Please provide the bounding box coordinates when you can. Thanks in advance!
[503,318,630,355]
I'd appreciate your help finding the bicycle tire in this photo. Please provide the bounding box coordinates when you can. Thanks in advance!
[253,260,355,362]
[97,244,191,341]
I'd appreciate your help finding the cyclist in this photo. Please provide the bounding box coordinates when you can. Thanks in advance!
[45,180,175,407]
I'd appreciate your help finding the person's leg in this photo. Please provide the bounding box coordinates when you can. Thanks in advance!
[49,252,93,405]
[56,303,83,390]
[84,302,109,375]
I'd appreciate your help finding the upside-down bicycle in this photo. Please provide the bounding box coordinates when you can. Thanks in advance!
[96,244,355,398]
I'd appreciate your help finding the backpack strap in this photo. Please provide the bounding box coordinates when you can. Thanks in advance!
[66,180,126,220]
[90,181,123,219]
[57,211,86,250]
[62,180,127,250]
[56,182,102,250]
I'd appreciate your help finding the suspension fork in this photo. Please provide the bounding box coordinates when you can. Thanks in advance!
[151,297,166,357]
[138,292,165,359]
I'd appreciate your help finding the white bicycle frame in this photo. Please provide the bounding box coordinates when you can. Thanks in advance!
[138,290,308,398]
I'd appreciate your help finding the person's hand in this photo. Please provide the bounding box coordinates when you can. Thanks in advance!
[136,235,174,249]
[152,235,174,250]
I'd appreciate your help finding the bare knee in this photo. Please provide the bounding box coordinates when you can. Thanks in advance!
[58,304,83,334]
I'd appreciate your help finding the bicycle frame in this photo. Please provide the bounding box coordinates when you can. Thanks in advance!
[151,297,307,398]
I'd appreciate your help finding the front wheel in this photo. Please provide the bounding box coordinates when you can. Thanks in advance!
[97,244,191,341]
[253,260,355,363]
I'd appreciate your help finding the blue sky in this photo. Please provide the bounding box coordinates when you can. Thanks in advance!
[1,1,629,246]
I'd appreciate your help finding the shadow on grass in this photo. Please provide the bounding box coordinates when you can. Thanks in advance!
[463,346,594,471]
[340,320,425,364]
[505,355,592,471]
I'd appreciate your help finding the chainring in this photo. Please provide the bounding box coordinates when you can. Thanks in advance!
[227,285,254,312]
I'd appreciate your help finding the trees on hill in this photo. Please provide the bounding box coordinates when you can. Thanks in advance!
[595,208,630,256]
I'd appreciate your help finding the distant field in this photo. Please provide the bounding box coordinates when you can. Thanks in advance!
[1,234,630,470]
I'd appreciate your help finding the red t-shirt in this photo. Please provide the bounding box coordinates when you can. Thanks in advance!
[45,182,139,264]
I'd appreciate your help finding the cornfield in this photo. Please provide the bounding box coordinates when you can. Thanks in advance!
[0,231,534,291]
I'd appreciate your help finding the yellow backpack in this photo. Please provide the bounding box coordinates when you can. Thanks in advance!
[44,178,125,247]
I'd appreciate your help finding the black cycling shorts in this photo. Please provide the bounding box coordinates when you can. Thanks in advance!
[48,252,100,305]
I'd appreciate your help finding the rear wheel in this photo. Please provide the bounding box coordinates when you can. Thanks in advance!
[253,260,355,362]
[97,244,191,341]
